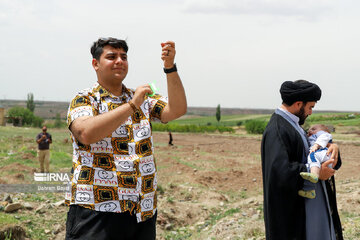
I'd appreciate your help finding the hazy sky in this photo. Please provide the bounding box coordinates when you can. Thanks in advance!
[1,0,359,111]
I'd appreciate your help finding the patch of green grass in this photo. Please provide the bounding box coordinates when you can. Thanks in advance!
[0,193,67,240]
[50,151,72,169]
[341,211,359,219]
[0,126,73,174]
[0,212,20,225]
[198,207,240,232]
[244,227,264,238]
[340,211,360,239]
[164,227,193,240]
[20,208,67,240]
[171,156,200,170]
[4,231,13,240]
[240,190,248,199]
[152,123,234,133]
[153,142,169,147]
[157,184,165,195]
[156,163,171,170]
[154,112,360,132]
[22,192,61,203]
[213,167,231,172]
[173,114,270,127]
[166,196,174,203]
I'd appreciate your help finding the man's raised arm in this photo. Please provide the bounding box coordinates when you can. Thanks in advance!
[159,41,187,123]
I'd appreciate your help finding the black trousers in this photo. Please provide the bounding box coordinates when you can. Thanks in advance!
[65,205,157,240]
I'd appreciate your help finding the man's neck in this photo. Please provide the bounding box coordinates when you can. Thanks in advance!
[280,104,296,115]
[278,105,300,125]
[97,79,123,96]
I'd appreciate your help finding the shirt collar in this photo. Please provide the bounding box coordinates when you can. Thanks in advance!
[277,107,300,125]
[92,82,130,99]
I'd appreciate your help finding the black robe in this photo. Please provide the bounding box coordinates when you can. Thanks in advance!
[261,113,343,240]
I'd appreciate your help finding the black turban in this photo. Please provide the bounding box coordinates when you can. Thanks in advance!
[280,80,321,105]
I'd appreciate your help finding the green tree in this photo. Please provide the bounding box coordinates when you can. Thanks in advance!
[26,92,35,112]
[7,106,43,127]
[216,104,221,123]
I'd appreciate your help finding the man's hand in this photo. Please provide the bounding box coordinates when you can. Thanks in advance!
[158,40,187,123]
[161,41,175,68]
[132,84,153,108]
[319,159,335,180]
[327,143,339,167]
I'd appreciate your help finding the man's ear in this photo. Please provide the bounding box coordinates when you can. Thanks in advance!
[293,101,303,111]
[92,58,99,71]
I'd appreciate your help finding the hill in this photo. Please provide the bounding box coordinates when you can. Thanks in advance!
[0,99,275,120]
[0,100,68,120]
[0,99,353,120]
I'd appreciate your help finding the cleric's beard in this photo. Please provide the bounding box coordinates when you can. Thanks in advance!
[296,105,307,125]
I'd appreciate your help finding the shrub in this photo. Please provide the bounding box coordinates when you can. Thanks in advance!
[32,115,44,128]
[6,106,44,127]
[245,120,267,134]
[54,113,64,128]
[307,113,360,122]
[151,123,234,133]
[236,121,243,126]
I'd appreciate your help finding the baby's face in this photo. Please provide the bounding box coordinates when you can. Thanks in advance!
[308,126,321,137]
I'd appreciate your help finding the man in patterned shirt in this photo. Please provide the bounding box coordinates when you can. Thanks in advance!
[65,37,187,240]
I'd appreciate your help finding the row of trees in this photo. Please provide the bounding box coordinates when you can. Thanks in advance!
[7,93,65,128]
[216,104,267,134]
[7,98,266,133]
[7,93,44,127]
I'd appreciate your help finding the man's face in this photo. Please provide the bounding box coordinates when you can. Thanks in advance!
[93,45,128,83]
[296,101,316,125]
[42,126,47,132]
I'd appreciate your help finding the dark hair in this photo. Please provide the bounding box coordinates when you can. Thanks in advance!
[90,37,128,60]
[310,124,330,133]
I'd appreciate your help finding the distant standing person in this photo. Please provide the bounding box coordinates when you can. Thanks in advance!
[36,125,52,173]
[168,131,173,146]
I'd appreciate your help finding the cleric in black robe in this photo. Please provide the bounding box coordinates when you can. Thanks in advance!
[261,80,343,240]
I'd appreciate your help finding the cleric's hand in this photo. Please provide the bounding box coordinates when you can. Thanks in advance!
[327,143,339,167]
[319,159,335,180]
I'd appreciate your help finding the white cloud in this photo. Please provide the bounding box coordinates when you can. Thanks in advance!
[182,0,336,20]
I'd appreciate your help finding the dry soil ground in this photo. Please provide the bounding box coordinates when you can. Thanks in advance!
[1,132,360,239]
[153,132,360,239]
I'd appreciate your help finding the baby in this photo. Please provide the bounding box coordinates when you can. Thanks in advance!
[298,124,333,199]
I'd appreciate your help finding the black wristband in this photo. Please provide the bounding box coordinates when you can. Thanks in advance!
[163,63,177,74]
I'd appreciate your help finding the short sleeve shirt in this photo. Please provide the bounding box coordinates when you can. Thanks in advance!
[36,133,52,150]
[65,82,168,223]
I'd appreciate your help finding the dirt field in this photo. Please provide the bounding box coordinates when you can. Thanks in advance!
[153,132,264,239]
[152,132,360,239]
[1,131,360,239]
